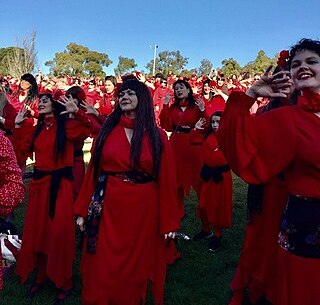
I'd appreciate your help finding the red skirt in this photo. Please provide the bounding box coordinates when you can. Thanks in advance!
[16,176,76,288]
[169,132,202,195]
[197,171,233,228]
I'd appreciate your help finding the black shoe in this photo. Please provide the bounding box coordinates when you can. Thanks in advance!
[208,236,222,252]
[53,288,72,305]
[192,230,213,241]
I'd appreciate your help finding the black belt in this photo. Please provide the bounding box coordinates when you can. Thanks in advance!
[85,170,155,254]
[200,164,230,183]
[33,167,73,219]
[173,125,192,134]
[278,194,320,258]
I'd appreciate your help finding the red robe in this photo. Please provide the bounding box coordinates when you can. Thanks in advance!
[160,102,208,217]
[15,113,92,289]
[0,102,17,143]
[218,91,320,305]
[189,130,232,228]
[74,123,180,305]
[0,131,25,290]
[204,95,226,117]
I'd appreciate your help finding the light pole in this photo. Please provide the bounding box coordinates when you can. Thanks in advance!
[152,44,158,76]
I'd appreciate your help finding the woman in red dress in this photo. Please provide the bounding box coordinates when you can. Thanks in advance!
[0,83,17,143]
[218,38,320,305]
[8,73,39,169]
[160,79,208,219]
[190,111,233,251]
[14,93,94,304]
[201,79,226,117]
[97,75,118,117]
[75,79,180,305]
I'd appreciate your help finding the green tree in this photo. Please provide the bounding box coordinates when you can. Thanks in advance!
[220,58,242,77]
[198,59,213,76]
[2,31,38,77]
[114,56,137,76]
[0,47,22,75]
[45,43,112,77]
[250,50,272,74]
[146,50,188,76]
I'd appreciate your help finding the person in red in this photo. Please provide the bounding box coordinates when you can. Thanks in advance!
[153,78,172,125]
[0,130,25,290]
[74,79,180,305]
[160,79,208,219]
[8,73,39,169]
[201,79,226,116]
[228,65,297,305]
[14,92,94,304]
[97,75,118,117]
[64,86,100,200]
[217,38,320,305]
[0,83,17,143]
[84,79,103,106]
[190,112,233,251]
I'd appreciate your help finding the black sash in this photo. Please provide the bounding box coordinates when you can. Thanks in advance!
[33,167,73,220]
[172,125,192,134]
[200,163,230,183]
[85,170,155,254]
[278,195,320,258]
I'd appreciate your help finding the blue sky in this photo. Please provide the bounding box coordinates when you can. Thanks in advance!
[1,0,319,75]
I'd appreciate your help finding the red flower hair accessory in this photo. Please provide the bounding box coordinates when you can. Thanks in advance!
[277,50,289,68]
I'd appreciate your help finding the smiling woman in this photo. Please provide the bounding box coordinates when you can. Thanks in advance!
[217,38,320,305]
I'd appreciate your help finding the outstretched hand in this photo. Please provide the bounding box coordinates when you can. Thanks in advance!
[246,65,291,99]
[15,105,28,125]
[57,95,79,115]
[195,97,205,112]
[194,117,206,130]
[81,100,99,117]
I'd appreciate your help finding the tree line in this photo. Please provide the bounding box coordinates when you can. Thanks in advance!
[0,37,278,78]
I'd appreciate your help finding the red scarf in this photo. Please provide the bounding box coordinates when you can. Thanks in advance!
[119,115,135,129]
[179,99,189,107]
[299,89,320,112]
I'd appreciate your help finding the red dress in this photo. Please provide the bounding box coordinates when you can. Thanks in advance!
[74,120,180,305]
[0,131,25,290]
[15,113,92,289]
[204,95,226,117]
[160,102,208,217]
[189,130,233,228]
[0,102,17,143]
[218,91,320,305]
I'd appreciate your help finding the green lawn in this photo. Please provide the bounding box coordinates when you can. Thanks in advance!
[1,172,249,305]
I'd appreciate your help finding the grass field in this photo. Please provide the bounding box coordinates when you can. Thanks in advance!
[1,161,250,305]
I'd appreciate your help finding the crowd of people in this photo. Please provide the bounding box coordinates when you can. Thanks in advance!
[0,37,319,305]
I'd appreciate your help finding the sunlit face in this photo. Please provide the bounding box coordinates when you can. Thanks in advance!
[119,89,138,113]
[105,80,115,94]
[20,79,31,91]
[290,50,320,93]
[211,115,221,132]
[38,95,53,115]
[203,83,211,94]
[174,83,190,99]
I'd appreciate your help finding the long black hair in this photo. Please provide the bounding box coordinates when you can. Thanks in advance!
[172,79,196,106]
[31,94,67,163]
[14,73,38,105]
[204,111,223,139]
[92,79,163,179]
